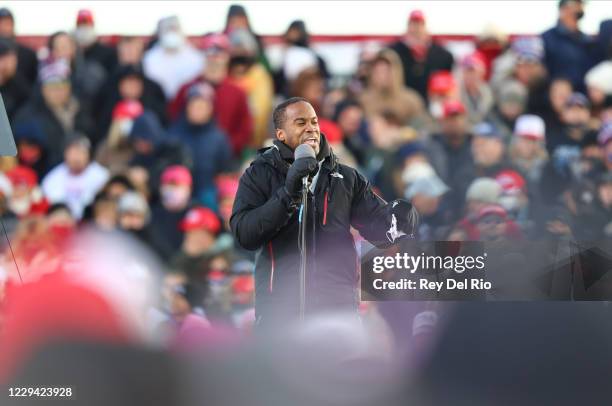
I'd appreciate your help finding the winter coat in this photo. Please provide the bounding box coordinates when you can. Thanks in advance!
[0,72,30,122]
[95,64,167,136]
[13,92,95,171]
[424,133,475,212]
[15,41,38,86]
[169,76,253,156]
[541,22,598,92]
[359,48,427,128]
[82,41,118,75]
[230,135,393,323]
[387,40,454,101]
[168,117,232,208]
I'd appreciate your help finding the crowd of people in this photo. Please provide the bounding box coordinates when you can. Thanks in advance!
[0,0,611,356]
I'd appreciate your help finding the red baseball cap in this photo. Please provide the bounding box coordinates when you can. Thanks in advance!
[442,99,466,118]
[112,100,144,120]
[180,207,221,233]
[495,170,526,195]
[409,10,425,23]
[216,175,239,199]
[477,204,508,221]
[6,165,38,188]
[232,275,254,294]
[76,9,94,26]
[428,71,456,95]
[461,52,486,73]
[161,165,192,186]
[201,33,231,52]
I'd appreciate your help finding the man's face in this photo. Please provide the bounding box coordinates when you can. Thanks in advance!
[204,49,230,83]
[441,114,467,141]
[42,82,71,108]
[562,105,590,125]
[64,144,90,174]
[407,20,427,41]
[0,17,14,37]
[472,137,505,167]
[549,79,573,114]
[119,212,146,230]
[412,194,440,216]
[515,60,545,86]
[119,76,144,100]
[276,101,320,154]
[370,60,392,89]
[52,33,76,61]
[227,15,249,31]
[337,106,362,137]
[0,52,17,83]
[499,100,525,121]
[514,137,540,159]
[186,97,213,125]
[560,0,584,24]
[118,37,144,65]
[477,214,506,241]
[184,228,215,254]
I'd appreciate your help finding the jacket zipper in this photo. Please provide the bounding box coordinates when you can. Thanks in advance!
[268,241,275,292]
[323,190,329,225]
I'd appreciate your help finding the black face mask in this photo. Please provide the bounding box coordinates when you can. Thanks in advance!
[575,10,584,20]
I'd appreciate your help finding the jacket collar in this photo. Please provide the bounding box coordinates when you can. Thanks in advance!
[272,132,333,163]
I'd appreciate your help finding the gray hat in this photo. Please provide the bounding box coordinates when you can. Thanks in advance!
[498,80,528,105]
[118,191,149,216]
[406,175,449,199]
[466,177,501,203]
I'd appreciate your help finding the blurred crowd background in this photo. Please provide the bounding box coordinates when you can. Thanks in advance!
[0,2,611,402]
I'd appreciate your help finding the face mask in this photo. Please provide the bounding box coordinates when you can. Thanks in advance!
[161,186,190,210]
[9,196,31,216]
[429,101,443,119]
[160,31,184,50]
[74,26,97,47]
[119,119,134,137]
[18,144,42,165]
[49,224,74,240]
[499,195,521,213]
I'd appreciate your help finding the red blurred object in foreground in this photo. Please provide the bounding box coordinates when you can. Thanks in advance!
[0,272,132,383]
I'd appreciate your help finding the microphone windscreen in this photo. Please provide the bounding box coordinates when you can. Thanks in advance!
[294,143,316,160]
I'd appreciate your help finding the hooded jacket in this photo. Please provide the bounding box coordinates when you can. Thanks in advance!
[168,116,232,208]
[359,48,426,127]
[230,135,392,323]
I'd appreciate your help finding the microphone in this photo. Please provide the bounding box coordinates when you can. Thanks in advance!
[294,143,317,187]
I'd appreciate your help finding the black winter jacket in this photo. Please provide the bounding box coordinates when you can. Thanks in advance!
[231,135,392,323]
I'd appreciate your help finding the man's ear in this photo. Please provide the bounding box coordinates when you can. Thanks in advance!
[275,128,285,142]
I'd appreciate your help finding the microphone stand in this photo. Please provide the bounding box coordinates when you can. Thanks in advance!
[298,177,310,321]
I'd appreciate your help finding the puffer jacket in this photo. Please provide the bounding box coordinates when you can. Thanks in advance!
[230,135,392,323]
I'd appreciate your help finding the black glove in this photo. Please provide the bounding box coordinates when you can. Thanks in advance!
[387,199,419,235]
[285,156,318,200]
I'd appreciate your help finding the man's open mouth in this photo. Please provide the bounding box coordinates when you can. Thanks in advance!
[303,137,319,147]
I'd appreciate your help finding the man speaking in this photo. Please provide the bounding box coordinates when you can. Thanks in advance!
[231,97,417,326]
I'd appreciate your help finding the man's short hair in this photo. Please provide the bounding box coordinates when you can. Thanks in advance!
[559,0,582,9]
[272,97,310,130]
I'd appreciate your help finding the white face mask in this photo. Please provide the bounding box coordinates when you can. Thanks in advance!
[160,31,184,50]
[161,185,191,210]
[75,26,97,47]
[499,195,521,213]
[429,101,443,119]
[119,119,134,137]
[9,196,31,216]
